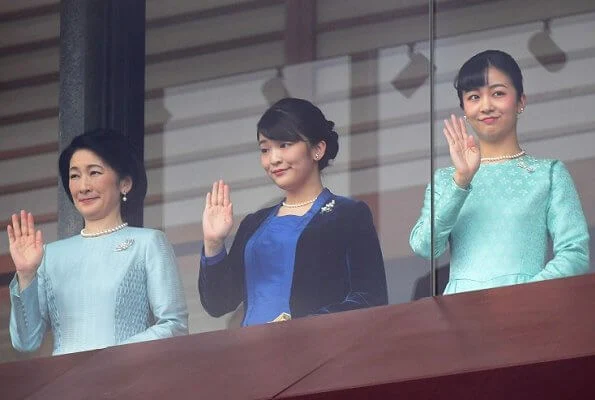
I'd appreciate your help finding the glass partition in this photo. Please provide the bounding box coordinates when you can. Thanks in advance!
[1,0,593,362]
[144,0,432,333]
[432,2,595,293]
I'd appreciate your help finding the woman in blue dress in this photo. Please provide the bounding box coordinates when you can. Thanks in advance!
[199,98,388,326]
[410,50,590,294]
[7,130,188,355]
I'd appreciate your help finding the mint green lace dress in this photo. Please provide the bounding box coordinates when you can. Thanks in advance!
[410,156,590,294]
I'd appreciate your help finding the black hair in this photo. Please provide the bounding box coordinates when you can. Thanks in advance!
[256,97,339,170]
[454,50,524,108]
[58,129,147,220]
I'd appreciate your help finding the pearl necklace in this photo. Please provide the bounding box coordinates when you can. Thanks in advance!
[81,222,128,238]
[282,195,319,208]
[481,150,526,163]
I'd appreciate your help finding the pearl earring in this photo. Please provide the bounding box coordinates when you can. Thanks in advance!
[122,192,127,202]
[463,115,468,122]
[315,153,320,160]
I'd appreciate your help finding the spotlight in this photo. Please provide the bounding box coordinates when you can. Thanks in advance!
[261,67,289,105]
[528,20,566,72]
[391,44,432,98]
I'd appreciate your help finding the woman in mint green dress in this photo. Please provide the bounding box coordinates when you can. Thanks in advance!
[410,50,590,294]
[7,130,188,355]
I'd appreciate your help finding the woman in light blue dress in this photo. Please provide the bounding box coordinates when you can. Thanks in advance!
[7,130,188,355]
[410,50,590,294]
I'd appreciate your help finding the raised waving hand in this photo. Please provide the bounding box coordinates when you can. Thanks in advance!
[202,180,233,256]
[7,210,44,290]
[444,114,480,188]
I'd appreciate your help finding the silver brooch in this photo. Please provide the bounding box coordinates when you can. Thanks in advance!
[114,239,134,252]
[517,160,535,173]
[320,199,335,214]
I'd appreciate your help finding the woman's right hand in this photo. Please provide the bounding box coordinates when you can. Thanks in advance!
[7,210,44,290]
[202,180,233,256]
[443,114,480,188]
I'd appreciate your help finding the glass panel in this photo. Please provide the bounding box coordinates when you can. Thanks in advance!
[432,1,595,295]
[4,0,591,363]
[0,6,60,362]
[144,0,432,334]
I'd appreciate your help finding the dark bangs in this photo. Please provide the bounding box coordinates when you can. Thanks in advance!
[456,62,489,94]
[257,108,306,143]
[454,58,490,108]
[454,50,524,108]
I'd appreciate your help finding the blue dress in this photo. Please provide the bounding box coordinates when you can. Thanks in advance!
[203,190,330,326]
[9,227,188,355]
[199,189,388,319]
[410,156,590,294]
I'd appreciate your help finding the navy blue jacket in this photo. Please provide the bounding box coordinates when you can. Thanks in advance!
[198,191,388,320]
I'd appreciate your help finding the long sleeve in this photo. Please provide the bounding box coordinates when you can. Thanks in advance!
[409,168,471,259]
[121,231,188,344]
[198,216,251,318]
[9,265,49,352]
[314,201,388,314]
[529,161,590,282]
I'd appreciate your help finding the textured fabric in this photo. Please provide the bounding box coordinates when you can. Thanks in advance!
[114,263,150,342]
[9,227,188,355]
[199,189,388,321]
[410,156,590,294]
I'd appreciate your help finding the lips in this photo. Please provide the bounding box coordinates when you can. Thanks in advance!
[78,197,98,204]
[271,168,288,176]
[480,117,499,125]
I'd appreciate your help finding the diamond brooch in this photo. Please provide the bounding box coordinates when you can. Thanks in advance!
[320,199,335,214]
[114,239,135,252]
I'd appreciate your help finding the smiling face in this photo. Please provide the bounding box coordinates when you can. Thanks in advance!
[462,66,526,144]
[258,134,325,192]
[68,149,131,226]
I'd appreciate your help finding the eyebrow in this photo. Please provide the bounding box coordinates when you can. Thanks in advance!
[466,82,509,92]
[69,164,104,171]
[258,139,269,145]
[488,83,508,89]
